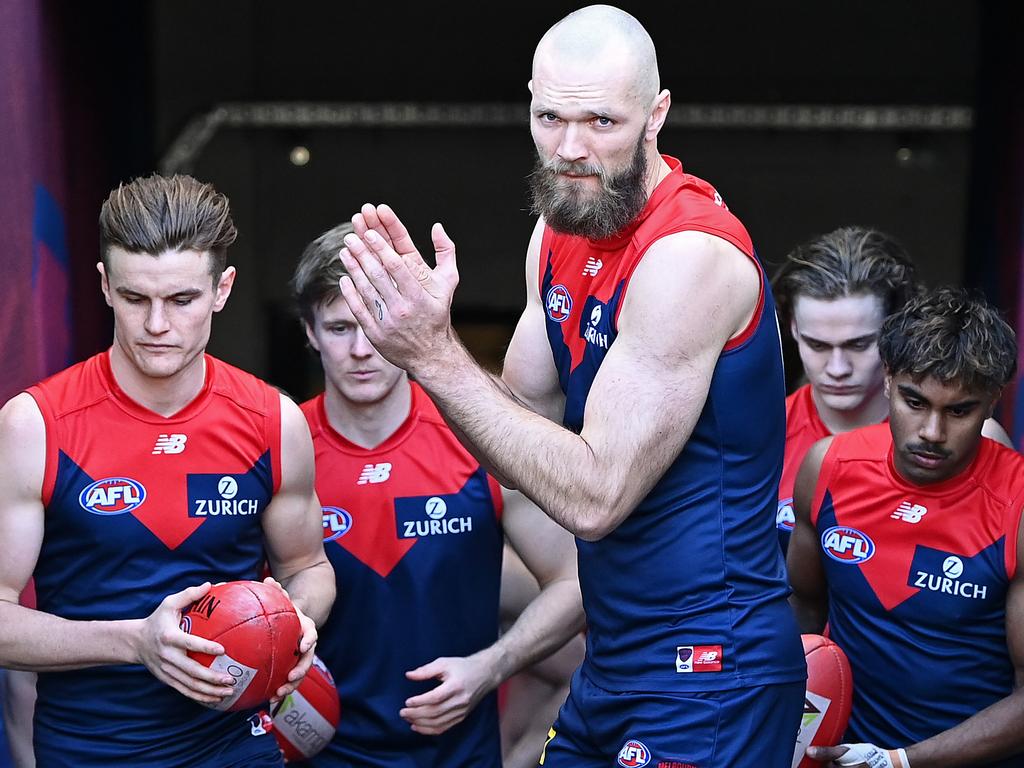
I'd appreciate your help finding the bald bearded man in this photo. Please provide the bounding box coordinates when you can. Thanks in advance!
[335,6,804,766]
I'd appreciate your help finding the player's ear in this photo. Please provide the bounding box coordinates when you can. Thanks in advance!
[304,321,320,353]
[97,262,113,308]
[986,388,1003,419]
[883,371,893,399]
[212,266,236,313]
[646,89,671,140]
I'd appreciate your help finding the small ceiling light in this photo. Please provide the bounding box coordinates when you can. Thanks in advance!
[289,146,311,166]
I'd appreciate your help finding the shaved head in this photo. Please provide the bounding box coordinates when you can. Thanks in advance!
[534,5,660,109]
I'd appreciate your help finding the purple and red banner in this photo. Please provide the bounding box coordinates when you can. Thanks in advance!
[0,0,73,403]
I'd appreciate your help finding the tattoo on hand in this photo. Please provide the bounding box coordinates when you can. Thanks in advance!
[375,300,383,321]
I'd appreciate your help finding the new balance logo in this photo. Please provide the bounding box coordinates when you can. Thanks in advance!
[152,434,187,455]
[582,257,603,277]
[892,501,927,523]
[357,463,392,484]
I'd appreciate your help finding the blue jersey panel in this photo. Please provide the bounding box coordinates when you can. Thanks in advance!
[314,467,502,767]
[817,497,1017,754]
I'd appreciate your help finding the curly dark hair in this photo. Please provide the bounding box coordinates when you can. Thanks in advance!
[879,287,1017,393]
[773,226,920,326]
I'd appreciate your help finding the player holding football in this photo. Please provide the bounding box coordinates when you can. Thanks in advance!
[789,288,1024,768]
[291,222,584,767]
[0,174,334,766]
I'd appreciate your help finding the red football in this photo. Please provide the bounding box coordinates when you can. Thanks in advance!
[180,580,302,712]
[271,655,341,761]
[793,634,853,768]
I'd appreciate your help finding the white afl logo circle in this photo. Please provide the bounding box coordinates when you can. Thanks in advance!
[218,477,238,500]
[943,555,964,578]
[590,305,602,326]
[425,497,448,519]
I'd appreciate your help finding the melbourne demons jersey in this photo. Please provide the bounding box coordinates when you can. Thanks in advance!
[813,424,1024,761]
[27,351,283,766]
[541,155,804,692]
[777,384,832,554]
[302,384,504,768]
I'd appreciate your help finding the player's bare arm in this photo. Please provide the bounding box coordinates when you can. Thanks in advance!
[339,209,760,540]
[482,487,584,678]
[0,394,233,704]
[499,218,566,424]
[399,488,584,735]
[261,394,336,697]
[787,437,833,634]
[436,220,565,489]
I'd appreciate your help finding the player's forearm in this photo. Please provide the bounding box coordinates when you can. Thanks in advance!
[411,336,632,539]
[473,577,585,688]
[904,687,1024,767]
[276,560,335,627]
[0,600,141,671]
[434,374,521,489]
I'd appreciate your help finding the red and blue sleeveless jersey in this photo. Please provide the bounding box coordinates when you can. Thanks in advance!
[541,155,804,692]
[812,424,1024,760]
[302,384,504,767]
[777,384,832,554]
[26,350,284,766]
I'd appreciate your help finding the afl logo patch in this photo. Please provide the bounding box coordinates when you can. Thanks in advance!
[179,615,192,634]
[821,525,875,564]
[776,499,795,531]
[617,739,651,767]
[545,284,573,323]
[322,506,352,542]
[79,477,146,515]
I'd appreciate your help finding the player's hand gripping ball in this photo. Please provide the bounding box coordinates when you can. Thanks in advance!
[180,580,302,711]
[270,655,341,761]
[793,634,854,768]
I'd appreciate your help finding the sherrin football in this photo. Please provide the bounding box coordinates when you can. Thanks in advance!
[180,580,302,711]
[271,654,341,761]
[792,633,854,768]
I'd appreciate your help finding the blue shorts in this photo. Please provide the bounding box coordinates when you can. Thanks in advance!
[539,668,803,768]
[34,709,284,767]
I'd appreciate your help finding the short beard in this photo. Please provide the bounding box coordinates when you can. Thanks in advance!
[528,133,649,241]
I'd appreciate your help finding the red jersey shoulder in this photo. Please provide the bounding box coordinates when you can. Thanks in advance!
[785,385,828,442]
[631,158,753,258]
[542,156,752,269]
[969,438,1024,503]
[407,384,480,469]
[785,384,812,422]
[28,352,109,419]
[780,386,832,502]
[207,355,278,418]
[827,423,891,465]
[300,394,323,434]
